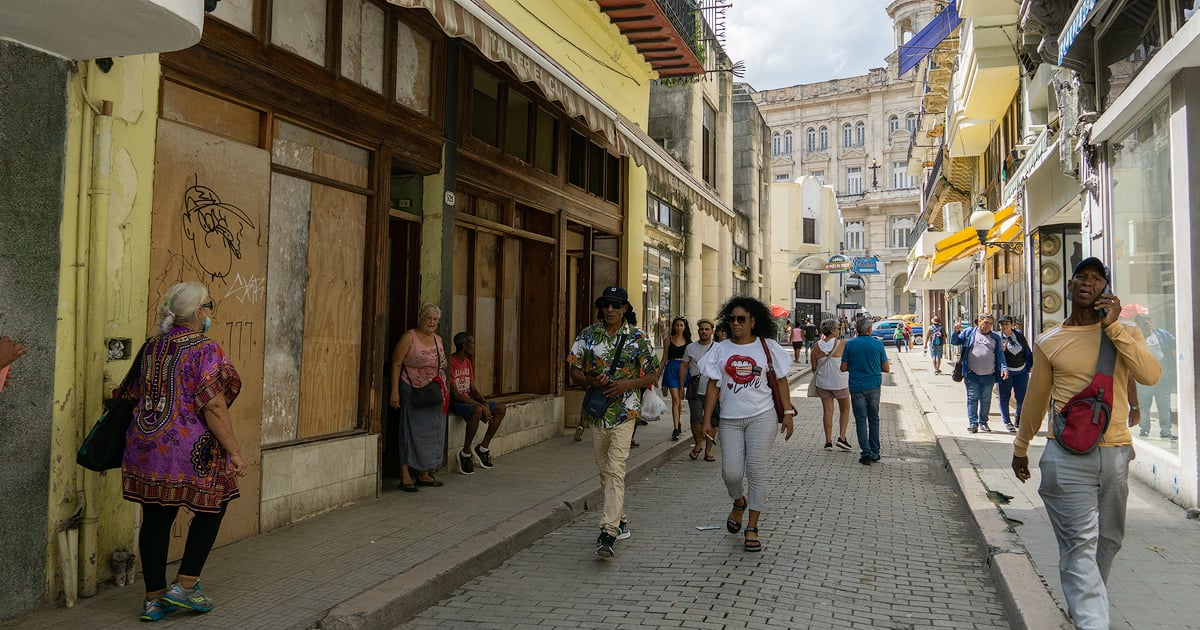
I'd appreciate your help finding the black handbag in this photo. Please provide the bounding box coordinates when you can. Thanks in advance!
[581,334,627,418]
[404,339,445,408]
[77,340,148,472]
[951,360,964,383]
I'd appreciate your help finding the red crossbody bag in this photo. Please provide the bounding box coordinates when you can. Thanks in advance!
[759,337,786,423]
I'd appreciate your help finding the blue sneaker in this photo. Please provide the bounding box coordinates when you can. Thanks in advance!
[161,582,213,613]
[140,598,176,622]
[616,521,631,541]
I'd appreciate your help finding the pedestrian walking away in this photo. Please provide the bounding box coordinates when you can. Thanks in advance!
[803,318,819,358]
[790,319,805,361]
[124,282,245,622]
[448,332,507,473]
[663,316,691,441]
[389,303,449,492]
[1011,257,1161,630]
[841,318,890,464]
[892,324,906,352]
[567,286,660,558]
[926,316,945,374]
[996,315,1032,433]
[950,313,1008,433]
[681,318,718,461]
[811,319,852,452]
[699,296,795,553]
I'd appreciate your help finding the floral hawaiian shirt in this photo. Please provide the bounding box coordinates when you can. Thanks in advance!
[567,321,660,429]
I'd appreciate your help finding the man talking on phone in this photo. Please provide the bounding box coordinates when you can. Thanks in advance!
[1011,257,1160,629]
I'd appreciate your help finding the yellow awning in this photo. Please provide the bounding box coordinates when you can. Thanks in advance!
[931,205,1019,271]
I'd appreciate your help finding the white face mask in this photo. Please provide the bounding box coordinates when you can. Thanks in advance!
[202,316,211,333]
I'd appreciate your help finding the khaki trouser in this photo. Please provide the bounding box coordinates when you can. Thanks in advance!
[591,420,635,536]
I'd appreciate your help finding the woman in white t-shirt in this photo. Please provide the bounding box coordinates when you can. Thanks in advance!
[811,319,853,452]
[699,297,795,553]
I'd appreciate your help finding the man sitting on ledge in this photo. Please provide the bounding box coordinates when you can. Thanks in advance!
[449,332,507,474]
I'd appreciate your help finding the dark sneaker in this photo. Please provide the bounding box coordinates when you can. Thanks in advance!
[859,456,872,465]
[616,521,631,541]
[967,426,978,433]
[1005,423,1017,433]
[595,531,616,558]
[980,424,992,433]
[458,450,474,475]
[823,442,833,451]
[160,582,212,613]
[670,428,682,441]
[474,445,494,469]
[835,437,853,451]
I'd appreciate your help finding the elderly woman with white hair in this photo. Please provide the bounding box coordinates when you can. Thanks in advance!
[389,303,449,492]
[123,281,245,622]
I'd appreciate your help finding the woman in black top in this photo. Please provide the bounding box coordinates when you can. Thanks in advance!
[663,317,691,440]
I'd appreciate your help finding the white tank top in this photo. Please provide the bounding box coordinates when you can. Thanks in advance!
[814,338,849,390]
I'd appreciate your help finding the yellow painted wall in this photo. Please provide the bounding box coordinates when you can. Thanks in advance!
[488,0,654,124]
[47,55,161,599]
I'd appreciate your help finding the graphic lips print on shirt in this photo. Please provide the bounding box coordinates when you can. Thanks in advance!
[725,355,763,393]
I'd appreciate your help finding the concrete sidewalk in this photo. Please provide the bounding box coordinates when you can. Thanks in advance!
[890,346,1200,630]
[0,361,810,630]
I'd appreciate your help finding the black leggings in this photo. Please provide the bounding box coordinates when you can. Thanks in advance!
[139,502,228,592]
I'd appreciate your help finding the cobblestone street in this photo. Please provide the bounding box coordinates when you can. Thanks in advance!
[405,363,1011,629]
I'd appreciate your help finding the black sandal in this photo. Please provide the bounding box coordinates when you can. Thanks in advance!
[689,446,702,460]
[744,527,762,552]
[726,498,746,533]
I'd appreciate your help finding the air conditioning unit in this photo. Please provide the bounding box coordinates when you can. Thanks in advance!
[943,201,963,232]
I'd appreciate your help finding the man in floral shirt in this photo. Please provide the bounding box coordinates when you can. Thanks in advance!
[568,286,660,558]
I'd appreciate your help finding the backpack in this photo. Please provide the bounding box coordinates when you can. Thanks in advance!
[931,328,943,346]
[1051,333,1115,454]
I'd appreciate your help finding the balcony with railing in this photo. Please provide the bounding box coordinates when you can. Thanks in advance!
[596,0,706,77]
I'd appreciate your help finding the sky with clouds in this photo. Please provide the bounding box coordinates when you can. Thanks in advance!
[723,1,899,91]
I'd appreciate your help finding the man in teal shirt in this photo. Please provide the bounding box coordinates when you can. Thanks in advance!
[841,318,891,465]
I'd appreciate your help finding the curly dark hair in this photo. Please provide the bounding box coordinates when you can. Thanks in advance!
[717,296,777,340]
[669,316,692,344]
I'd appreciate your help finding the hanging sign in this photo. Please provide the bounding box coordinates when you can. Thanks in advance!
[852,257,880,274]
[824,254,851,273]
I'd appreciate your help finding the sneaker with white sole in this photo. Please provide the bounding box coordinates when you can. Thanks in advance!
[835,437,853,451]
[160,582,213,613]
[458,450,474,475]
[473,445,493,469]
[616,521,631,540]
[823,442,833,451]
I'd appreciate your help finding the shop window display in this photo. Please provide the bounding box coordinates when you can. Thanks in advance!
[1109,100,1178,453]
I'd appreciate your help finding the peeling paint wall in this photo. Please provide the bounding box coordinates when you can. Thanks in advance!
[0,40,68,620]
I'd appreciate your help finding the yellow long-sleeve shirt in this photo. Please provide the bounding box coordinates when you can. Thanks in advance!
[1013,320,1161,458]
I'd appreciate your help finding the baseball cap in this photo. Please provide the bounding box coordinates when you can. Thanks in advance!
[1071,257,1111,287]
[997,315,1014,324]
[595,286,631,308]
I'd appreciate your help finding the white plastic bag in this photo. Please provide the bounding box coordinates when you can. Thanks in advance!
[641,388,668,420]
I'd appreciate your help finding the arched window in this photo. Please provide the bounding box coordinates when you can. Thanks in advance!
[806,128,816,153]
[888,114,899,133]
[772,132,780,156]
[891,217,916,248]
[784,130,793,154]
[906,113,918,133]
[842,123,853,148]
[855,121,865,147]
[818,126,828,150]
[844,221,865,252]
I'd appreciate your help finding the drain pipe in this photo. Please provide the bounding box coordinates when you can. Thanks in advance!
[78,97,113,598]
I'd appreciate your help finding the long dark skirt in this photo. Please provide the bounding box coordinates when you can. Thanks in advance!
[398,381,447,471]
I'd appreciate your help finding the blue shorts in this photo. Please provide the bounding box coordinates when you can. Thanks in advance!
[662,359,684,389]
[929,345,943,359]
[450,399,497,420]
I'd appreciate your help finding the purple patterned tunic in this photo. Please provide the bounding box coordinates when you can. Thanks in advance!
[122,327,242,513]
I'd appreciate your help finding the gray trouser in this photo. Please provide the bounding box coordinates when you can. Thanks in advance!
[718,411,777,512]
[1038,440,1135,630]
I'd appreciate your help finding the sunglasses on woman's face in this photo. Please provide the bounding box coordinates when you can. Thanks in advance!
[725,315,749,324]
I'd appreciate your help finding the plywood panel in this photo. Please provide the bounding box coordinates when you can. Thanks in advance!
[261,173,311,444]
[149,119,268,552]
[160,81,261,146]
[298,181,366,438]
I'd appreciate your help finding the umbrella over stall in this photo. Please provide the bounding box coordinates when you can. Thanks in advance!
[769,304,790,318]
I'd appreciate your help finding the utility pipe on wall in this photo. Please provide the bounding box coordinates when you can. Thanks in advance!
[78,96,113,598]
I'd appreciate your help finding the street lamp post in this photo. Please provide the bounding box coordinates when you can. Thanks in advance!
[869,158,881,189]
[969,202,1022,254]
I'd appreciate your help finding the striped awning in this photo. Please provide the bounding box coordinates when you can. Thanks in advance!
[391,0,735,224]
[931,205,1020,271]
